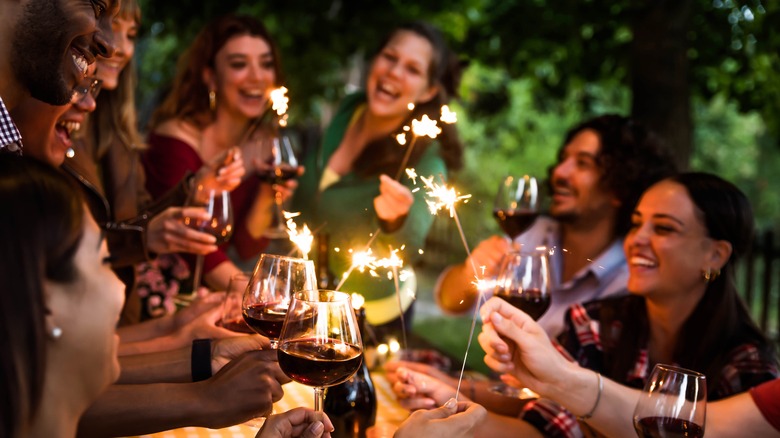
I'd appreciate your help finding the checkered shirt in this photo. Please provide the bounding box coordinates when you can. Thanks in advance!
[0,96,22,154]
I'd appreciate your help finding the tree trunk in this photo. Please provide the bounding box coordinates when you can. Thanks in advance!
[630,0,695,170]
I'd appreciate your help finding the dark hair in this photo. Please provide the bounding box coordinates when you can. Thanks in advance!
[0,155,84,437]
[149,14,282,130]
[552,114,677,237]
[601,172,775,397]
[353,21,464,176]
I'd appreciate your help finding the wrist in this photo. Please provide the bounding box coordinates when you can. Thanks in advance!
[191,339,213,382]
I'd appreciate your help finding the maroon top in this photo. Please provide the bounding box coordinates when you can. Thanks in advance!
[143,132,269,276]
[751,378,780,432]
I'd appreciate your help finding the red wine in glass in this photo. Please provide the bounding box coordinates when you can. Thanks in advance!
[493,209,540,240]
[184,215,233,245]
[494,287,551,320]
[257,164,299,185]
[278,338,363,387]
[634,416,704,438]
[243,302,288,340]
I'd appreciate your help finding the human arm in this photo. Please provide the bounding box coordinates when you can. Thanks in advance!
[374,174,414,232]
[256,407,334,438]
[79,349,290,436]
[435,235,512,314]
[706,379,780,437]
[478,297,640,437]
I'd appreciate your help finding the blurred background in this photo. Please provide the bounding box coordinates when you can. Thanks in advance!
[136,0,779,369]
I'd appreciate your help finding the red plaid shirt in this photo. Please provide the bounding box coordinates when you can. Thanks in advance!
[518,296,779,438]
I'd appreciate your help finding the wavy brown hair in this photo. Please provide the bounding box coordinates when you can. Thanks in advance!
[148,14,282,131]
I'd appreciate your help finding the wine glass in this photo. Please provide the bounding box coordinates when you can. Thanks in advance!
[242,254,317,348]
[494,175,541,243]
[277,290,363,412]
[177,185,233,303]
[490,248,551,398]
[258,128,300,239]
[633,364,706,438]
[218,271,254,333]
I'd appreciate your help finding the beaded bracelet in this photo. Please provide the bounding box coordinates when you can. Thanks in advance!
[577,372,603,421]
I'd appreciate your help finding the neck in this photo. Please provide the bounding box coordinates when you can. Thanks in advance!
[644,285,705,364]
[28,362,90,438]
[559,215,617,282]
[362,109,406,141]
[203,111,249,159]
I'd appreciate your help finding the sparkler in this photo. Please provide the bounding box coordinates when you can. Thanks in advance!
[269,86,289,127]
[284,211,313,259]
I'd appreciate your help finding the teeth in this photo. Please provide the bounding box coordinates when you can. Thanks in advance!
[243,90,263,97]
[630,256,656,267]
[72,53,88,75]
[377,82,398,96]
[58,121,81,134]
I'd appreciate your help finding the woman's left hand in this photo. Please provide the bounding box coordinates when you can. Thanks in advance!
[374,174,414,222]
[255,407,334,438]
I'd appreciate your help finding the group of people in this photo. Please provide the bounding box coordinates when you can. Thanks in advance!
[0,1,777,438]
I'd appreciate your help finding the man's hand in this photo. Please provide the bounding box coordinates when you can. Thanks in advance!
[211,335,271,374]
[256,407,334,438]
[394,399,486,438]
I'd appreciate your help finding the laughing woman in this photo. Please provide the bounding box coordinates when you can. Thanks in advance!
[291,21,464,339]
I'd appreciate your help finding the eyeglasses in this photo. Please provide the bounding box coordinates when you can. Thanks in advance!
[71,77,102,103]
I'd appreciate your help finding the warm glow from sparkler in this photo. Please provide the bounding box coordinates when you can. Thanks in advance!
[351,293,365,310]
[440,105,457,124]
[419,175,472,217]
[284,211,313,259]
[407,103,415,111]
[270,87,289,115]
[405,168,418,184]
[411,115,441,139]
[396,133,407,145]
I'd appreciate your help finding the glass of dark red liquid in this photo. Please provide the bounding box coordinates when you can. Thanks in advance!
[277,290,363,412]
[633,364,706,438]
[242,254,317,348]
[258,130,300,239]
[494,175,541,243]
[491,248,551,398]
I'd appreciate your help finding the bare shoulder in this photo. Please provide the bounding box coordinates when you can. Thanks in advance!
[153,118,202,151]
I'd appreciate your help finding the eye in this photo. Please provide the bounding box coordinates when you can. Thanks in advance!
[229,61,248,69]
[653,225,675,235]
[102,255,116,265]
[91,0,106,17]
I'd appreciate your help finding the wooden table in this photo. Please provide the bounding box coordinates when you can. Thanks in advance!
[130,372,409,438]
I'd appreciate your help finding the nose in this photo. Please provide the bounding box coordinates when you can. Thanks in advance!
[627,222,651,247]
[552,158,572,183]
[75,93,97,113]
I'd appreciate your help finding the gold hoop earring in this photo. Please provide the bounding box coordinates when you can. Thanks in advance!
[209,90,216,111]
[703,268,711,282]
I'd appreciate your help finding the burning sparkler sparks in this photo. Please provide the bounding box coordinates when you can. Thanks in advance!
[284,211,313,259]
[411,115,441,138]
[440,105,457,124]
[270,86,289,127]
[419,175,472,217]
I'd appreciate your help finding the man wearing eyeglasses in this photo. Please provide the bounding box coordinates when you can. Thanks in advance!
[0,0,118,153]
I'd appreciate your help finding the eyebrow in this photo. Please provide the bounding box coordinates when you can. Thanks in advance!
[226,52,273,60]
[633,212,685,227]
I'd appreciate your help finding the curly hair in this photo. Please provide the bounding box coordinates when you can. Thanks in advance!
[148,14,283,130]
[352,21,465,177]
[553,114,677,237]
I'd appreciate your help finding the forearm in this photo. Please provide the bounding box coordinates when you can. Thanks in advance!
[243,183,275,238]
[435,264,479,314]
[78,382,204,437]
[475,412,544,438]
[117,315,176,344]
[117,347,191,384]
[204,260,240,291]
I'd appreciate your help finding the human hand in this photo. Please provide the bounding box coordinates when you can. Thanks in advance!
[394,398,486,438]
[146,207,219,255]
[478,297,574,395]
[374,174,414,223]
[194,147,245,192]
[211,334,272,374]
[256,407,334,438]
[173,298,240,343]
[388,365,459,411]
[198,350,291,427]
[466,235,512,279]
[173,292,225,329]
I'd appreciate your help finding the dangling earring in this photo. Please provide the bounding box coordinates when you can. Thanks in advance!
[209,90,216,111]
[51,327,62,339]
[702,268,711,281]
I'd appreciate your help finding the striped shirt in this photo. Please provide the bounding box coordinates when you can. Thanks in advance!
[0,97,22,154]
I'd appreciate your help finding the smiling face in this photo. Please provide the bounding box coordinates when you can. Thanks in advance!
[10,0,118,105]
[205,34,277,121]
[549,129,619,226]
[366,30,438,122]
[51,211,125,395]
[624,180,726,299]
[96,15,137,90]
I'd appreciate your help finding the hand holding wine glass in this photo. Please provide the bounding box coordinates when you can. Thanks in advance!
[257,128,300,239]
[277,290,363,412]
[242,254,317,348]
[494,175,541,242]
[493,249,551,320]
[219,271,254,334]
[633,364,706,438]
[178,185,234,303]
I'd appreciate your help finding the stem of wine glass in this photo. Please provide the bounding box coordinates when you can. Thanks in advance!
[268,339,279,349]
[191,254,204,297]
[314,387,325,412]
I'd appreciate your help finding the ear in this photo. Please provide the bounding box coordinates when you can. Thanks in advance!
[202,68,216,92]
[707,239,732,271]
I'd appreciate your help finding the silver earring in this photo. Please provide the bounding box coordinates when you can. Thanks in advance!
[51,327,62,339]
[209,90,216,111]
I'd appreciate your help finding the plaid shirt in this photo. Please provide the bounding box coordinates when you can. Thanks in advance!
[0,97,22,154]
[519,296,779,438]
